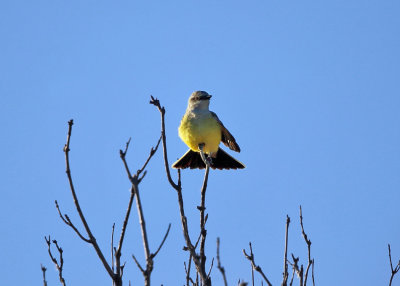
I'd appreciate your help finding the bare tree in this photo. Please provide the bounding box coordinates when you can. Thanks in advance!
[45,119,169,286]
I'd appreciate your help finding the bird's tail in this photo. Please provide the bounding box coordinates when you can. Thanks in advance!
[172,148,245,170]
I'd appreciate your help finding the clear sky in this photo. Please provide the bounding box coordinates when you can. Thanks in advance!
[1,0,399,285]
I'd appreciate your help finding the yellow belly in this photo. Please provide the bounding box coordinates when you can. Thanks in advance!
[178,113,221,154]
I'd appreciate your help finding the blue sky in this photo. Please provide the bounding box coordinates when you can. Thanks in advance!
[1,0,399,285]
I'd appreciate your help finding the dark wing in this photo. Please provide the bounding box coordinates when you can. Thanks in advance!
[211,111,241,152]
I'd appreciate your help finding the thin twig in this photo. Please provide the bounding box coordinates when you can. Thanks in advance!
[115,185,135,280]
[388,244,400,286]
[199,164,210,281]
[282,215,290,286]
[289,265,295,286]
[290,254,303,286]
[62,119,114,278]
[151,223,171,259]
[216,238,228,286]
[55,200,90,243]
[243,242,273,286]
[132,254,145,274]
[134,184,151,266]
[207,257,215,278]
[41,264,48,286]
[137,135,162,176]
[149,96,179,190]
[111,223,115,272]
[185,258,196,286]
[311,259,315,286]
[117,135,159,276]
[45,236,66,286]
[119,135,165,286]
[299,206,312,286]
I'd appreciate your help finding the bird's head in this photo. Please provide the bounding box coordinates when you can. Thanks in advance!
[187,91,212,111]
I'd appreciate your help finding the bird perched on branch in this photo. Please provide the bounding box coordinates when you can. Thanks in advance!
[172,91,245,170]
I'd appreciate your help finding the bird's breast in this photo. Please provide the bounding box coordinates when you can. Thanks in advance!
[178,113,221,154]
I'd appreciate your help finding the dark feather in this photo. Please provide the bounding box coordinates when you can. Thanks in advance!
[172,148,245,170]
[210,111,241,152]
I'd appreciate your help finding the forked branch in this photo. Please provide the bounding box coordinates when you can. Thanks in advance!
[120,135,169,286]
[61,120,114,278]
[388,244,400,286]
[299,206,312,286]
[44,236,66,286]
[217,237,228,286]
[243,242,272,286]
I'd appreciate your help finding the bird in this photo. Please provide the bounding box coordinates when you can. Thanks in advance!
[172,91,245,170]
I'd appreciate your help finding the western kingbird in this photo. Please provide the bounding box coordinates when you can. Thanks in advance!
[172,91,245,170]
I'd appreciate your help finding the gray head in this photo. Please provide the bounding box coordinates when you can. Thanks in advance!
[187,91,212,110]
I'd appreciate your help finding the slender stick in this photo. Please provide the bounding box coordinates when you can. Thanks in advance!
[299,206,312,286]
[243,242,273,286]
[149,96,179,190]
[119,135,166,286]
[311,259,315,286]
[111,223,115,272]
[63,120,114,278]
[41,264,48,286]
[199,164,210,276]
[216,238,228,286]
[152,223,172,259]
[282,215,290,286]
[45,236,66,286]
[134,183,151,286]
[388,244,400,286]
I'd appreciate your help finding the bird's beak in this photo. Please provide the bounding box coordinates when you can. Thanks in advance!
[204,94,212,100]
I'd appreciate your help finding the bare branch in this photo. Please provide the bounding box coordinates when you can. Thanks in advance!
[45,236,66,286]
[289,265,295,286]
[111,223,115,272]
[184,260,197,286]
[117,134,161,263]
[299,206,312,286]
[216,238,228,286]
[199,164,210,280]
[115,185,135,277]
[55,200,90,243]
[150,96,180,190]
[388,244,400,286]
[41,264,48,286]
[134,183,152,286]
[243,242,272,286]
[290,254,303,286]
[137,135,162,177]
[119,135,164,286]
[132,254,145,274]
[311,259,315,286]
[282,215,290,286]
[151,223,171,259]
[184,258,194,286]
[62,119,114,278]
[207,257,215,278]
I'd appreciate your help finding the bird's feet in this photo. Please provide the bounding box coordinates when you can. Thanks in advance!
[198,143,211,168]
[206,156,213,166]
